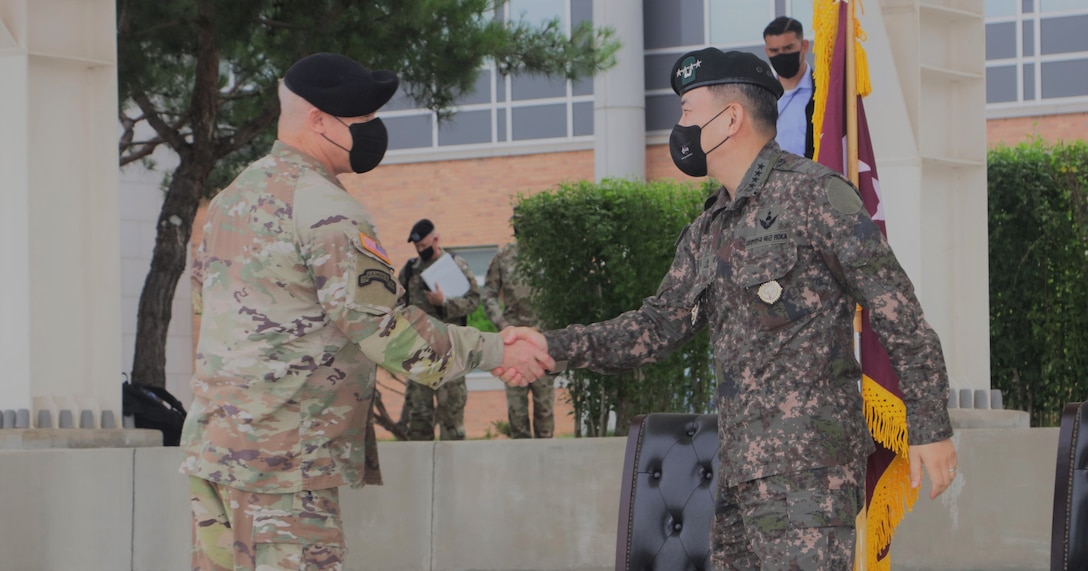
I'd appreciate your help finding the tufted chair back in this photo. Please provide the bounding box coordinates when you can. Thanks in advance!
[615,413,719,571]
[1052,401,1088,571]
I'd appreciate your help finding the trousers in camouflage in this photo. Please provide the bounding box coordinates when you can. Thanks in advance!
[189,476,345,571]
[505,374,555,438]
[711,461,863,570]
[404,377,467,441]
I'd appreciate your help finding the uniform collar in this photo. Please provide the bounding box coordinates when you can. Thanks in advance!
[271,140,341,186]
[711,140,783,214]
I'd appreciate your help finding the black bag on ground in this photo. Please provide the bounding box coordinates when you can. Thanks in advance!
[121,381,187,446]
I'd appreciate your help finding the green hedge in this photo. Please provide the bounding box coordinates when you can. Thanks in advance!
[514,178,717,436]
[989,139,1088,426]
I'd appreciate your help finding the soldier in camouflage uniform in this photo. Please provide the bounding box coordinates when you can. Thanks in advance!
[181,53,553,571]
[396,218,480,441]
[483,238,555,439]
[505,49,959,569]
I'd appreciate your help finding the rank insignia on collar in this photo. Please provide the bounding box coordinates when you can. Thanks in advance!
[757,280,782,304]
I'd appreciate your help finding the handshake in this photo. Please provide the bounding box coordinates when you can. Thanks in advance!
[491,327,553,387]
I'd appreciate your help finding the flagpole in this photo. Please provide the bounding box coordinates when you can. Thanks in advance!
[844,0,859,186]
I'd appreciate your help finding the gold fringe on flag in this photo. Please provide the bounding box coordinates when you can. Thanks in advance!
[860,375,919,570]
[861,374,909,457]
[812,0,872,162]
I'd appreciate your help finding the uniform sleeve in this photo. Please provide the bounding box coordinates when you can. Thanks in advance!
[482,251,509,330]
[295,190,503,389]
[441,256,482,320]
[396,261,410,307]
[190,237,206,318]
[544,224,704,373]
[805,175,952,445]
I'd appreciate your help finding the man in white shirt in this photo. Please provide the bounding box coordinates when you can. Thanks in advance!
[764,17,814,158]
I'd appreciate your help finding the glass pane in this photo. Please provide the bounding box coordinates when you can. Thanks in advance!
[511,104,567,140]
[1041,59,1088,98]
[985,65,1018,103]
[709,0,775,45]
[437,110,492,146]
[985,22,1017,60]
[508,0,567,29]
[1040,15,1088,55]
[386,114,434,150]
[573,101,594,136]
[985,0,1018,17]
[1040,0,1088,13]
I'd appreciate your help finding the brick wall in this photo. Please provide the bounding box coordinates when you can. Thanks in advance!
[987,111,1088,149]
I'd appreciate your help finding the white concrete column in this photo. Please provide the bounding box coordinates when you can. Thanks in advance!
[865,0,990,393]
[0,0,122,427]
[593,0,646,181]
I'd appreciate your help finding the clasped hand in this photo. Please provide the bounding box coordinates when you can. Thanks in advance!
[490,327,552,387]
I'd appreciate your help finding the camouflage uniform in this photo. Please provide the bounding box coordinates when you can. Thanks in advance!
[181,141,504,568]
[397,252,481,441]
[483,241,555,439]
[544,141,953,568]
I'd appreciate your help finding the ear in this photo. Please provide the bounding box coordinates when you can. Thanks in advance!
[802,38,811,55]
[725,103,748,137]
[308,107,328,134]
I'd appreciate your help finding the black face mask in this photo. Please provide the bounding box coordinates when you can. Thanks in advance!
[669,106,731,178]
[770,52,803,79]
[325,117,389,173]
[419,246,436,262]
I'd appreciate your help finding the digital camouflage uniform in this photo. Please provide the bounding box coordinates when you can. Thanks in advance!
[397,252,481,441]
[182,141,504,570]
[483,241,555,439]
[544,141,953,569]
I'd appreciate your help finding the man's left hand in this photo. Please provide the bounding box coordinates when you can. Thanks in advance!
[909,438,958,499]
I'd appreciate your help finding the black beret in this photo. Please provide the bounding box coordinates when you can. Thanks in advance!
[407,219,435,243]
[670,48,784,99]
[284,53,399,117]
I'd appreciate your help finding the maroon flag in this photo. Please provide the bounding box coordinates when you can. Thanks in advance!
[814,2,916,569]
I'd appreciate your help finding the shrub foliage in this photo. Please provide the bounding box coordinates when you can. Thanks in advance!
[989,140,1088,426]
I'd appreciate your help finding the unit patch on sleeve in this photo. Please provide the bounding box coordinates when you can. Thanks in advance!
[359,232,393,267]
[358,268,397,295]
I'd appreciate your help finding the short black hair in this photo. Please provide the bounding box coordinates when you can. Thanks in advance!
[708,83,779,136]
[763,17,804,39]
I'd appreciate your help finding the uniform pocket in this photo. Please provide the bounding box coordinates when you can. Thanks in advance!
[731,242,811,330]
[252,489,346,571]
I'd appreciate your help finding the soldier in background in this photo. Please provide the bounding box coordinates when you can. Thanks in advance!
[397,219,480,441]
[182,53,552,571]
[483,228,555,439]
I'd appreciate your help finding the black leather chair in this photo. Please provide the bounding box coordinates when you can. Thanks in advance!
[615,413,719,571]
[1052,402,1088,570]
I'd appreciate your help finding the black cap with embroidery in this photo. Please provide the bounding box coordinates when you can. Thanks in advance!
[284,53,399,117]
[407,219,435,243]
[670,48,783,99]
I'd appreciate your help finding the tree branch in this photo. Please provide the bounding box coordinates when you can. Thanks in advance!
[131,92,189,152]
[214,89,280,157]
[119,142,164,167]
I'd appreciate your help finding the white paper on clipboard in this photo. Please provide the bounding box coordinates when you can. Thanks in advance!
[420,253,471,298]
